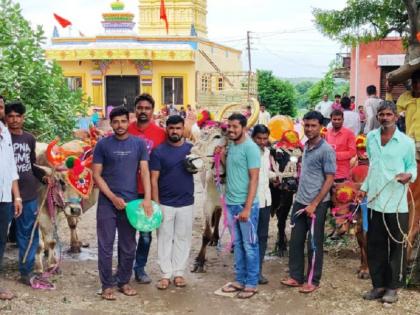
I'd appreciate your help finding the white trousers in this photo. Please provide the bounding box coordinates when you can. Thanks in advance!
[157,204,193,278]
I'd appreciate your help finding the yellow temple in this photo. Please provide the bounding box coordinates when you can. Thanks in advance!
[45,0,247,115]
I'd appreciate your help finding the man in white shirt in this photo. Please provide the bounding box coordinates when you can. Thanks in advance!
[329,97,360,135]
[257,104,271,126]
[315,94,333,126]
[363,85,381,134]
[0,96,22,300]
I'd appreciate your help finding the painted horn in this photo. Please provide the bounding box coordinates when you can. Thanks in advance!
[215,97,260,128]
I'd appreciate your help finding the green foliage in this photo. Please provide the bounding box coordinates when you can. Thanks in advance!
[0,0,87,141]
[313,0,408,46]
[294,80,314,109]
[257,70,297,117]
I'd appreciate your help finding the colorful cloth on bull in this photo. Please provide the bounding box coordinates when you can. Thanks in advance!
[361,128,417,213]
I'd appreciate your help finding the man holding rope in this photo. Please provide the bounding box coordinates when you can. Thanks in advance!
[357,101,417,303]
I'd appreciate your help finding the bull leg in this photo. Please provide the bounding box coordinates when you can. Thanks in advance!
[191,221,212,273]
[34,230,45,274]
[355,214,369,279]
[209,207,222,246]
[67,217,82,253]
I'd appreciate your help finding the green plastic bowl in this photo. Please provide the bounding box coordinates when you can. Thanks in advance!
[125,199,162,232]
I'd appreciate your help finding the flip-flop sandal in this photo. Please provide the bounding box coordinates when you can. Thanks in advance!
[299,284,319,294]
[221,283,244,293]
[156,279,171,290]
[30,276,56,290]
[237,289,257,299]
[280,278,302,287]
[101,288,116,301]
[118,284,137,296]
[174,277,187,288]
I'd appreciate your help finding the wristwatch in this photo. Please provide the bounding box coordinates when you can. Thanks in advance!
[15,197,22,202]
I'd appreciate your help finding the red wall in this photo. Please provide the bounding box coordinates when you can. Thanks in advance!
[350,38,404,105]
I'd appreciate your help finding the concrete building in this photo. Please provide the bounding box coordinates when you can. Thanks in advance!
[45,0,251,114]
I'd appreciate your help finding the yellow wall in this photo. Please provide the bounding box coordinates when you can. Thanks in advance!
[56,59,196,112]
[196,42,242,73]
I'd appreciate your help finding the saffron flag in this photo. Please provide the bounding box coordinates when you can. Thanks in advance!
[53,13,72,28]
[160,0,169,34]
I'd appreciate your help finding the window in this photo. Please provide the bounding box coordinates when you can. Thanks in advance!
[65,77,82,91]
[218,77,224,91]
[162,77,184,105]
[201,74,210,92]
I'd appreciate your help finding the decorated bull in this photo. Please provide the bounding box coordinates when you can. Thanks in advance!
[188,100,260,272]
[33,131,99,273]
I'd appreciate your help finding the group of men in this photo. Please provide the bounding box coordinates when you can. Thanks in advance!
[0,70,419,304]
[0,97,53,300]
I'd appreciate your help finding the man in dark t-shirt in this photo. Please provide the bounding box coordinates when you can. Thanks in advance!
[150,115,194,290]
[128,93,166,284]
[93,106,152,301]
[5,102,48,286]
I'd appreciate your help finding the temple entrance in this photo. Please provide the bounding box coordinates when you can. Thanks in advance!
[105,76,140,112]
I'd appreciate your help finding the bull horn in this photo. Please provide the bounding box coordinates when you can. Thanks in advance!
[215,97,260,128]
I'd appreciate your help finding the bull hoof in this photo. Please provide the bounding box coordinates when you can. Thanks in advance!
[191,264,206,273]
[81,242,90,248]
[46,266,61,275]
[357,271,370,280]
[68,246,82,254]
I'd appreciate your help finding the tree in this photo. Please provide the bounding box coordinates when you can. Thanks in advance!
[257,70,297,117]
[294,80,314,109]
[0,0,87,141]
[313,0,420,83]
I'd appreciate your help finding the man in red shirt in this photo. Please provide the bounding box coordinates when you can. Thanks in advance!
[325,110,356,182]
[128,94,166,284]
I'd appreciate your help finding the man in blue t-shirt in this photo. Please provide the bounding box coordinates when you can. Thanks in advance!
[150,115,194,290]
[92,106,152,301]
[219,113,261,299]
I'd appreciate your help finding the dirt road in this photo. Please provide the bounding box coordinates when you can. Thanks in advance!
[0,180,419,315]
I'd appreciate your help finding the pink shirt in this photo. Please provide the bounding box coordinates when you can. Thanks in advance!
[325,127,356,180]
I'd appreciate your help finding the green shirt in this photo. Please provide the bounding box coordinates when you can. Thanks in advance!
[361,128,417,213]
[226,138,261,205]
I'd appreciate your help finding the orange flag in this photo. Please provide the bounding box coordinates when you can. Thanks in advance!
[160,0,169,34]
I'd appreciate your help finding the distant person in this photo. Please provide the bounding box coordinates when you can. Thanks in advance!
[363,85,381,134]
[325,110,356,182]
[358,105,366,134]
[258,104,271,126]
[350,96,356,111]
[167,104,178,116]
[186,104,196,120]
[315,94,333,126]
[332,94,342,111]
[179,106,186,119]
[329,97,360,135]
[122,96,128,108]
[91,108,100,127]
[244,105,252,119]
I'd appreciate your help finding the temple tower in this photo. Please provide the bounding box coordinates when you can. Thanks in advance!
[138,0,208,37]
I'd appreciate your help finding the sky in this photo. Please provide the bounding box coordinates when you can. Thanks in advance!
[18,0,348,78]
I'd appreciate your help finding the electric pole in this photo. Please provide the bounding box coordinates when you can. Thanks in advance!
[246,30,252,102]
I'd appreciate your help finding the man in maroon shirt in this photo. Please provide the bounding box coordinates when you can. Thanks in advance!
[128,94,166,284]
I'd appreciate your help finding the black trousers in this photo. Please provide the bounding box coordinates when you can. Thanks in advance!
[367,209,408,289]
[289,201,329,285]
[257,206,271,271]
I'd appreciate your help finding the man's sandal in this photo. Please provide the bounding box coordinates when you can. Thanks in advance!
[101,288,116,301]
[156,278,171,290]
[118,284,137,296]
[237,288,257,299]
[174,276,187,288]
[221,282,244,293]
[280,278,302,287]
[298,283,319,294]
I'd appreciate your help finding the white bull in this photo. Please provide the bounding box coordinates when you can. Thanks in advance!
[187,126,227,273]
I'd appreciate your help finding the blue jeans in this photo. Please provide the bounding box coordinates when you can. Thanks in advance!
[227,203,260,288]
[133,232,152,276]
[16,199,39,276]
[0,202,13,269]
